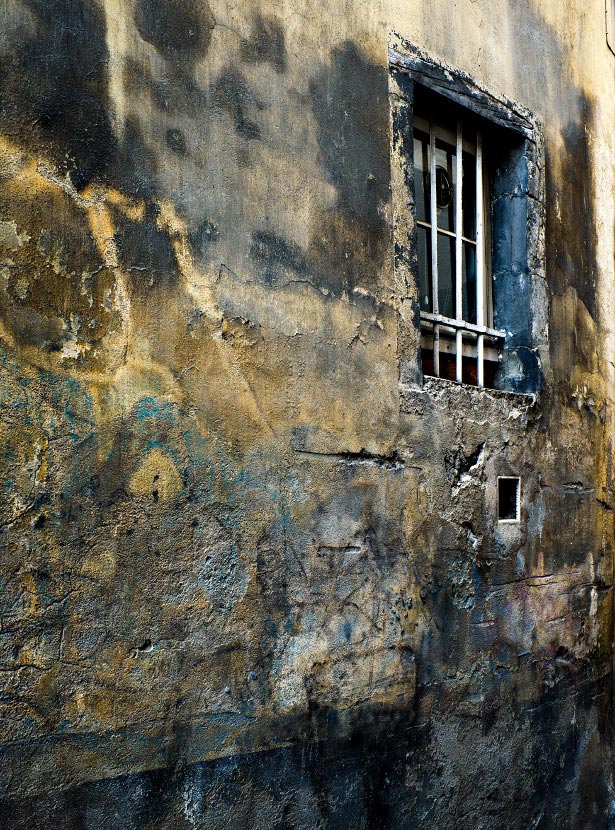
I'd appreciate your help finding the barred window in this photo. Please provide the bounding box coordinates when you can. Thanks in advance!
[414,99,504,387]
[390,45,544,394]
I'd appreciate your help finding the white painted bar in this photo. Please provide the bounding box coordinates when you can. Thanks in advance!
[416,221,476,247]
[430,122,440,377]
[455,119,463,383]
[475,131,485,388]
[419,330,501,362]
[420,311,504,339]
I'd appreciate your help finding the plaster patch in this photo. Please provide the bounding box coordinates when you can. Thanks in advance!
[0,218,29,250]
[128,448,183,502]
[81,552,117,581]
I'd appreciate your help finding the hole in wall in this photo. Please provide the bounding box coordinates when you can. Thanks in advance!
[498,476,520,522]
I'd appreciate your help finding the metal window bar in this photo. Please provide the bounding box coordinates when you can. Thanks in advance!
[455,119,463,383]
[420,311,504,340]
[418,117,503,385]
[416,224,477,245]
[475,131,485,387]
[429,121,439,378]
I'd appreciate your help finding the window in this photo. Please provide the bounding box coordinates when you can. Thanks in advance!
[389,43,544,394]
[413,99,503,387]
[498,476,521,523]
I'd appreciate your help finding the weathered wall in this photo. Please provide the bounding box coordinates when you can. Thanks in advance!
[0,0,613,827]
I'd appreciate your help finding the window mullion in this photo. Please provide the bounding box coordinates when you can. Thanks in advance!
[455,119,463,383]
[429,121,439,377]
[475,130,485,388]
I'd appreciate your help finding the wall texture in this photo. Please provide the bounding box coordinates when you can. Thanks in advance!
[0,0,614,827]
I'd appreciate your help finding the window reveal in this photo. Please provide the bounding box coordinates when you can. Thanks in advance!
[413,111,505,388]
[389,43,544,394]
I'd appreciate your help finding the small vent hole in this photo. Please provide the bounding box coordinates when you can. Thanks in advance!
[498,477,520,522]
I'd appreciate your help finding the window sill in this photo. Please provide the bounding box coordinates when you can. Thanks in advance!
[399,375,539,416]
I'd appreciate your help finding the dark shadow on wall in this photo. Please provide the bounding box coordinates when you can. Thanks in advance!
[0,0,119,190]
[133,0,215,65]
[0,0,214,194]
[500,0,599,324]
[545,95,598,322]
[0,683,611,830]
[241,14,287,74]
[306,41,391,296]
[0,5,392,301]
[244,41,393,298]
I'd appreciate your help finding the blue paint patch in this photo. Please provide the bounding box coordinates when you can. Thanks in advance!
[341,621,352,642]
[263,619,277,636]
[134,397,179,424]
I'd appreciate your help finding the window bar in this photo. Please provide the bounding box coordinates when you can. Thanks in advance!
[475,131,485,388]
[455,119,463,383]
[430,121,439,377]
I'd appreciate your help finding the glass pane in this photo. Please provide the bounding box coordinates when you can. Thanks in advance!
[436,138,457,232]
[462,151,477,240]
[417,225,432,312]
[413,131,430,223]
[462,241,477,323]
[437,233,455,318]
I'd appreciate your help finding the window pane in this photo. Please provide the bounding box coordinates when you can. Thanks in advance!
[417,225,432,312]
[413,131,430,223]
[462,151,476,240]
[462,241,477,323]
[436,138,457,232]
[437,233,455,318]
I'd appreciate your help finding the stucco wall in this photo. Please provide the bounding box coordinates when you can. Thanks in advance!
[0,1,613,827]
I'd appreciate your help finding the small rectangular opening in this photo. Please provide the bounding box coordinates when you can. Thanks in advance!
[498,476,520,522]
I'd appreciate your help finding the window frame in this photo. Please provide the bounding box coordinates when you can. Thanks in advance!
[497,476,522,524]
[389,40,545,394]
[413,111,503,386]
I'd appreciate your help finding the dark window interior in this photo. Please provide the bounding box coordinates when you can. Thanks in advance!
[498,477,520,521]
